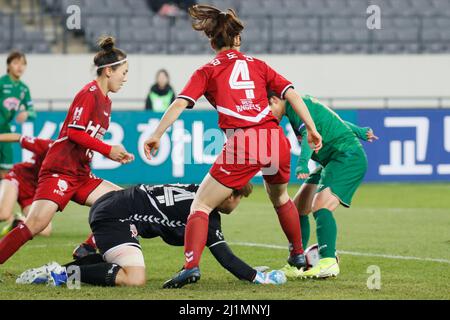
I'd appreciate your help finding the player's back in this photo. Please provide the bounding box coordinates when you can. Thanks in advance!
[183,49,291,130]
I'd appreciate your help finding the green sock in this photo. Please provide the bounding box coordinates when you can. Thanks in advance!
[313,209,337,259]
[300,215,310,248]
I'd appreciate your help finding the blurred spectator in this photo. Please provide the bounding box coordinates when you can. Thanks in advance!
[147,0,197,16]
[146,69,176,112]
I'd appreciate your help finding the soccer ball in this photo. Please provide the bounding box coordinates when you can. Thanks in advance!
[304,244,340,270]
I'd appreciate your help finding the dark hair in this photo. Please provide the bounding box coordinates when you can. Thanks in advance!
[267,90,278,100]
[188,4,244,50]
[6,51,27,73]
[156,69,170,81]
[232,183,253,198]
[94,36,127,76]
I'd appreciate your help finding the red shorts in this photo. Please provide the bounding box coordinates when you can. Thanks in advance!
[34,172,103,211]
[3,170,36,211]
[210,121,291,190]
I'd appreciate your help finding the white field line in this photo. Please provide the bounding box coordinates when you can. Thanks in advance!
[25,241,450,264]
[229,242,450,265]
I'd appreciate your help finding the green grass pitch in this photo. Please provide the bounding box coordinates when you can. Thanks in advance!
[0,183,449,300]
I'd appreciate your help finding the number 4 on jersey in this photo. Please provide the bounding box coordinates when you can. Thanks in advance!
[229,60,255,99]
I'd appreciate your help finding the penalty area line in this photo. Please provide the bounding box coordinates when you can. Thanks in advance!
[229,242,450,265]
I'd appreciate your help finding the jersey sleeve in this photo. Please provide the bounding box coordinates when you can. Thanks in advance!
[67,93,95,131]
[345,121,371,141]
[206,211,225,248]
[178,68,208,108]
[20,136,52,155]
[264,62,294,99]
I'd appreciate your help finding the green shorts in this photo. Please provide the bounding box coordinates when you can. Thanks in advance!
[0,141,13,171]
[305,147,368,207]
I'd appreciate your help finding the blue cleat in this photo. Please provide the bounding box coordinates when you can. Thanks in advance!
[48,263,68,287]
[163,267,201,289]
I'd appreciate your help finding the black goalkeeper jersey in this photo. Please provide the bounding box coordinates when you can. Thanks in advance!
[91,184,225,248]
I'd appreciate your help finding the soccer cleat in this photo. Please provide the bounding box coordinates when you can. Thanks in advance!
[163,267,201,289]
[72,243,97,260]
[47,263,68,287]
[1,213,25,237]
[16,262,59,285]
[280,264,303,279]
[287,253,307,270]
[300,258,340,279]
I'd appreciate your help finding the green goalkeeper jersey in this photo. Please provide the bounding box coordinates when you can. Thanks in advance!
[0,74,36,131]
[285,95,369,171]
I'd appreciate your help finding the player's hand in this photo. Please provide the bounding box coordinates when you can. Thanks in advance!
[253,270,287,285]
[307,129,322,153]
[15,111,29,124]
[366,129,379,143]
[295,166,310,180]
[144,136,160,160]
[120,153,135,165]
[109,145,128,162]
[297,173,310,180]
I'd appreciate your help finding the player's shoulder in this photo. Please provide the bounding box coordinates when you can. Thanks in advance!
[73,81,98,102]
[0,74,9,82]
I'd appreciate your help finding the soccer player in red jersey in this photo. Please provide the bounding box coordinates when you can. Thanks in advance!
[144,5,323,288]
[0,133,53,237]
[0,37,134,265]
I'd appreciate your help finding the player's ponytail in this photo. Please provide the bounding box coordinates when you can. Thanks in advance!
[94,36,127,76]
[188,4,244,50]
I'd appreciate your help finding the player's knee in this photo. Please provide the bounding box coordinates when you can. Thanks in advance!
[38,223,52,237]
[120,268,146,287]
[25,212,51,236]
[0,208,11,221]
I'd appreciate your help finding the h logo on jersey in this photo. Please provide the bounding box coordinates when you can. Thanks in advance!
[73,107,83,121]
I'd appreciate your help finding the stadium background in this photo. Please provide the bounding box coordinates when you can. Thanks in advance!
[1,0,449,185]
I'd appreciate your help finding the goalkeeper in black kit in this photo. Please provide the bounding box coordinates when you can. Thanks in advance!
[17,183,286,288]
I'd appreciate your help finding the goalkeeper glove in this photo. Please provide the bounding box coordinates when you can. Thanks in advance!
[253,270,287,285]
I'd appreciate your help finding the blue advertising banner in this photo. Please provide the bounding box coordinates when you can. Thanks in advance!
[358,109,450,182]
[11,109,448,184]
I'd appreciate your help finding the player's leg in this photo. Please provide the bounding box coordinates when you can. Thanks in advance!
[22,205,52,237]
[0,141,13,180]
[163,173,235,289]
[0,200,58,264]
[184,173,233,269]
[84,179,122,207]
[302,149,368,279]
[293,183,318,248]
[72,178,122,258]
[0,179,19,224]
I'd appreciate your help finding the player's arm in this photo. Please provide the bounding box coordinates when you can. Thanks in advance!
[295,130,313,180]
[345,121,378,142]
[284,89,322,152]
[67,95,133,164]
[0,133,21,143]
[144,68,207,160]
[208,242,257,282]
[16,88,36,123]
[143,98,188,159]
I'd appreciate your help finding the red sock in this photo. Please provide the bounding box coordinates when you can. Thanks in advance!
[0,223,33,264]
[84,233,97,249]
[184,211,209,269]
[276,200,304,256]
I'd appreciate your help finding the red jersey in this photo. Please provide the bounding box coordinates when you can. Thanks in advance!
[40,80,112,177]
[11,136,53,188]
[179,49,293,130]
